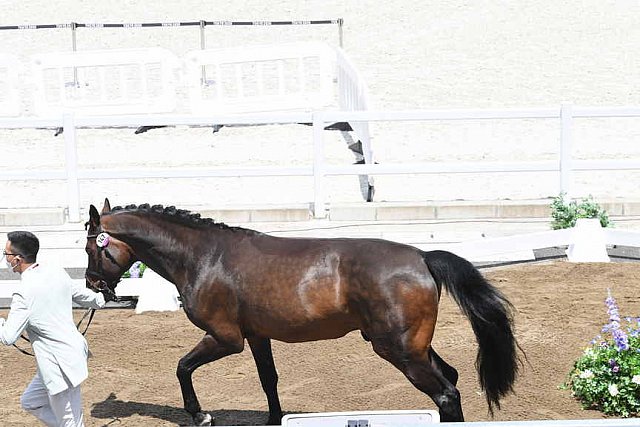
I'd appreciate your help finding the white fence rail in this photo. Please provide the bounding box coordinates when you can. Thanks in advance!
[3,104,640,221]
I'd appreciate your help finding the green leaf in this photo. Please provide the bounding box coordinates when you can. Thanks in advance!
[550,193,612,230]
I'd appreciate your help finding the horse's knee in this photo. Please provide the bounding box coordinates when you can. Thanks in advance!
[176,357,192,380]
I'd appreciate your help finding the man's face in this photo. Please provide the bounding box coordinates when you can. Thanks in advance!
[3,240,20,271]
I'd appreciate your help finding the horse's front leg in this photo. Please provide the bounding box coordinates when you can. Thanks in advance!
[177,333,244,426]
[247,337,283,425]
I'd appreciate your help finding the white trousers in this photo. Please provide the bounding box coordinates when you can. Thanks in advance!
[20,373,84,427]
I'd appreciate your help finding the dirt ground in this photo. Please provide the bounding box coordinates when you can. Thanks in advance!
[1,261,639,426]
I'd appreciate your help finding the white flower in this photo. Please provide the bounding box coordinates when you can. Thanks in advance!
[579,370,594,379]
[608,384,619,396]
[632,375,640,385]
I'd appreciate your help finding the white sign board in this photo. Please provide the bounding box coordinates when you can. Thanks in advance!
[282,410,439,427]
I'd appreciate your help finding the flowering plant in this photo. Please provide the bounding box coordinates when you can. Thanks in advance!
[565,290,640,417]
[121,261,147,279]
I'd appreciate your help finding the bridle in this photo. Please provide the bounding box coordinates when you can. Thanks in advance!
[85,231,125,303]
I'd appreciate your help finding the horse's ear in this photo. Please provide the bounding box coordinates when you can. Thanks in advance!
[102,198,111,214]
[89,204,101,228]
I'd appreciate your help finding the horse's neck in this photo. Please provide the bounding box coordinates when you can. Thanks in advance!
[107,215,209,289]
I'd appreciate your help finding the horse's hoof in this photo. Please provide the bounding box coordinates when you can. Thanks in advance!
[194,412,214,426]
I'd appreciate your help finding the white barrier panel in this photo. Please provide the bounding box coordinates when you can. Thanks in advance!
[335,47,373,163]
[185,42,336,114]
[0,53,21,117]
[282,410,439,427]
[433,220,633,264]
[31,48,179,116]
[441,420,640,427]
[435,228,574,262]
[134,269,181,314]
[566,218,610,262]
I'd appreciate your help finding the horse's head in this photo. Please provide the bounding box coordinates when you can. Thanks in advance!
[84,198,134,301]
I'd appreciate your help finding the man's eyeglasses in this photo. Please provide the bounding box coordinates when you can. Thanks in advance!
[2,250,20,257]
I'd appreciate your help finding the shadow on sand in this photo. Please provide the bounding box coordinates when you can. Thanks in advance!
[91,392,276,426]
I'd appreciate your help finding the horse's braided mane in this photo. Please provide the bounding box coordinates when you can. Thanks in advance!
[108,203,255,233]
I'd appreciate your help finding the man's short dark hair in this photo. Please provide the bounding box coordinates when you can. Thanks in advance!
[7,231,39,263]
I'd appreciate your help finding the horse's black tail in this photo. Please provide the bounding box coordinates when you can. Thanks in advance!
[422,250,518,414]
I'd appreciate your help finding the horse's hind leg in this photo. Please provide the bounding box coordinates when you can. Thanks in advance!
[247,337,283,425]
[430,348,459,386]
[370,338,464,422]
[177,333,244,426]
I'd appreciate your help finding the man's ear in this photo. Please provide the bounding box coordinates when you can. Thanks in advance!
[101,198,111,214]
[89,204,100,229]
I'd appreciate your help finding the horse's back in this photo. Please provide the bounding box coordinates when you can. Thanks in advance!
[242,234,434,293]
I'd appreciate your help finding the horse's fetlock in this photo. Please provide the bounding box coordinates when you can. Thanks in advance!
[183,398,201,416]
[193,411,213,426]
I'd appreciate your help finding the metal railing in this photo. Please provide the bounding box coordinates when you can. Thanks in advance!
[0,19,345,52]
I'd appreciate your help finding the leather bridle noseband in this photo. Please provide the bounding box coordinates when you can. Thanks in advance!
[86,231,124,303]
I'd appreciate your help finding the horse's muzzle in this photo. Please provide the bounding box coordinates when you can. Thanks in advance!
[85,275,120,303]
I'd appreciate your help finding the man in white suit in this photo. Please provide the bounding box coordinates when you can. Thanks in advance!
[1,231,107,427]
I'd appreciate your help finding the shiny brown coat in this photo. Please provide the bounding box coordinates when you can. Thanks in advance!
[85,199,518,425]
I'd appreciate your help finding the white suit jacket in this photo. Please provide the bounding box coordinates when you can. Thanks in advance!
[0,263,105,395]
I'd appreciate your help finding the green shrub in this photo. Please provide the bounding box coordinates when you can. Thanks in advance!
[565,291,640,417]
[550,193,611,230]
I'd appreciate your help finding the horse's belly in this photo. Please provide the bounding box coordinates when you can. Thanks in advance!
[253,315,359,343]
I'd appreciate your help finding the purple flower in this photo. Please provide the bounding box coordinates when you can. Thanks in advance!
[603,290,630,352]
[608,358,621,373]
[612,329,629,351]
[605,296,621,323]
[128,261,142,278]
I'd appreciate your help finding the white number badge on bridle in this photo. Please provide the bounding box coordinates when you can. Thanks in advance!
[96,232,111,248]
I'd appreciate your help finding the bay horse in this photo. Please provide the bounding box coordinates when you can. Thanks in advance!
[84,199,519,425]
